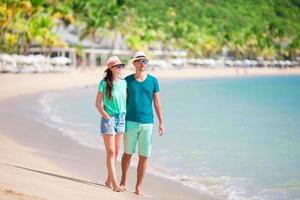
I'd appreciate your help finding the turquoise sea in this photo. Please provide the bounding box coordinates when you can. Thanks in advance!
[37,75,300,200]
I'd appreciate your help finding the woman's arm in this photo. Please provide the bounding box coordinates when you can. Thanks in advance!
[154,92,164,136]
[95,92,110,119]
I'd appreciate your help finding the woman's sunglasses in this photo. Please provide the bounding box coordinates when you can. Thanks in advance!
[112,64,125,69]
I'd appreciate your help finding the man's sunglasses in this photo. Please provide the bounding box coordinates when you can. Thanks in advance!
[112,64,125,69]
[135,59,148,65]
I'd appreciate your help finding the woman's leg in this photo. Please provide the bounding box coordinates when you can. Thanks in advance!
[103,134,120,191]
[114,133,123,162]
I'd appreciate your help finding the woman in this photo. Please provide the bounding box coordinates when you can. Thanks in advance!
[95,56,126,192]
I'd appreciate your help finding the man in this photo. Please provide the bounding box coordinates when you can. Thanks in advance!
[120,51,164,195]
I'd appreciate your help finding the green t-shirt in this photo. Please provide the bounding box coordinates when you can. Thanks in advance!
[98,79,127,116]
[125,74,160,123]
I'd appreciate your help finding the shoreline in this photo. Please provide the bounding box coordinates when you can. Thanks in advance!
[150,67,300,80]
[1,67,300,200]
[1,67,300,100]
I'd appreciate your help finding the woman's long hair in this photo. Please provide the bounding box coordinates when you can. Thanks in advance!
[104,68,113,99]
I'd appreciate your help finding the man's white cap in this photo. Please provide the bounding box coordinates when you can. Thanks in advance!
[129,51,148,63]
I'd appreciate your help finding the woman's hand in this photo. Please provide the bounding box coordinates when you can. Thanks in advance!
[102,112,111,119]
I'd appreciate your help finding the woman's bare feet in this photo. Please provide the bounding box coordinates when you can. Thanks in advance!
[113,186,121,192]
[105,180,112,188]
[106,181,122,192]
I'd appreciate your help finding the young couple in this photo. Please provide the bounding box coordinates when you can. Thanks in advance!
[95,51,164,195]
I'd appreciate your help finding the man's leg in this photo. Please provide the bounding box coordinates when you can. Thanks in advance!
[135,123,153,195]
[135,155,148,195]
[120,121,138,189]
[120,153,132,188]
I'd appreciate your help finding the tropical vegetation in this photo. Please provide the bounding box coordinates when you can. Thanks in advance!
[0,0,299,59]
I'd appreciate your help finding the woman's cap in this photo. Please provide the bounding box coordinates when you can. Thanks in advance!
[106,56,124,68]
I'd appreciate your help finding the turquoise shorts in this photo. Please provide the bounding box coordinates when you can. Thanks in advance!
[124,121,154,157]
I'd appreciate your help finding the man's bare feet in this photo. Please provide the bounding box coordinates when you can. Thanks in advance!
[119,176,128,192]
[120,185,127,192]
[134,186,143,196]
[134,191,143,196]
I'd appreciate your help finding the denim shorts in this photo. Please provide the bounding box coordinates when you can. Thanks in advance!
[100,113,126,135]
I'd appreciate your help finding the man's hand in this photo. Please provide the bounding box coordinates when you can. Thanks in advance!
[158,123,164,136]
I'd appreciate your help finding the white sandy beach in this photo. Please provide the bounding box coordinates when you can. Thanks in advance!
[1,67,300,200]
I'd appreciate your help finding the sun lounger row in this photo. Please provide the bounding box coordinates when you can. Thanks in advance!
[0,54,71,73]
[187,59,299,68]
[147,58,299,70]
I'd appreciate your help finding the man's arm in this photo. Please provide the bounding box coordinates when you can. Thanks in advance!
[153,92,164,136]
